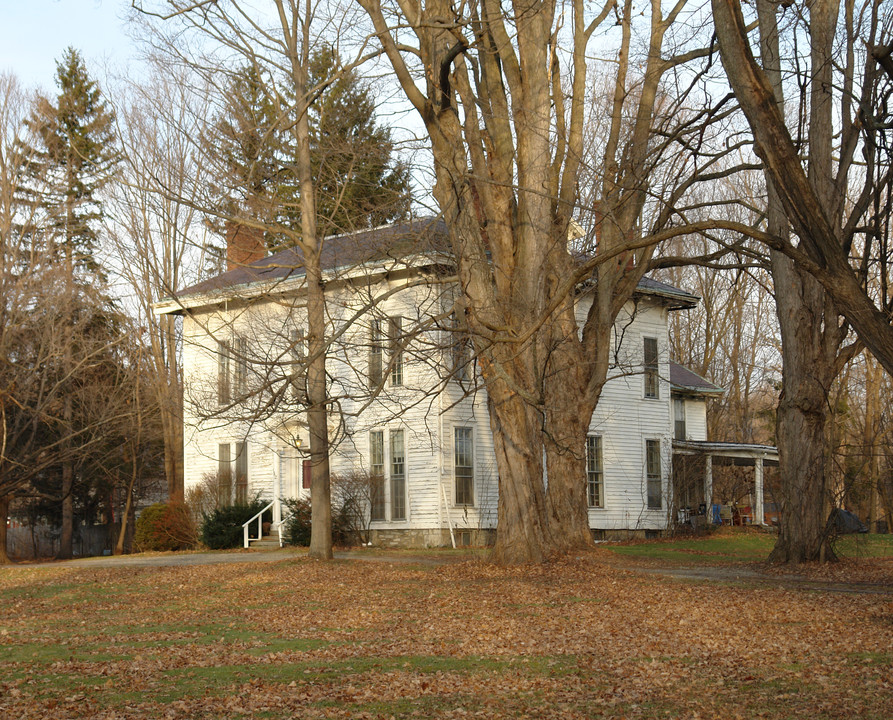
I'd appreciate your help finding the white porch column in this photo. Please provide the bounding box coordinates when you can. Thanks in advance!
[754,456,764,525]
[273,449,282,525]
[704,454,713,516]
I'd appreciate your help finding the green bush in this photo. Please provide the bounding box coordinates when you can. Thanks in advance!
[282,496,356,547]
[282,498,312,546]
[133,502,196,552]
[200,499,270,550]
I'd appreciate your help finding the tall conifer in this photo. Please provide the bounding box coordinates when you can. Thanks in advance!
[20,47,117,275]
[207,46,409,251]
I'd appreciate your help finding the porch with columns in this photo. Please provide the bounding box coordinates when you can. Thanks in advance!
[672,441,779,525]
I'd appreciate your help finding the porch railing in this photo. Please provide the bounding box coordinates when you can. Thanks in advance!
[242,500,275,548]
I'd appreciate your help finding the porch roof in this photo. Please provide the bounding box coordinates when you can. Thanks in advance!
[672,440,779,467]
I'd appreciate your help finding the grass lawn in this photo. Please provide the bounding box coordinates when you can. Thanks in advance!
[601,528,893,565]
[1,546,891,719]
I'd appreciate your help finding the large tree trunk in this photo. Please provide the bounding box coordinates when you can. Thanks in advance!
[488,390,554,564]
[306,257,332,560]
[757,0,844,563]
[0,494,10,564]
[770,256,837,562]
[543,335,600,553]
[289,36,333,561]
[359,0,680,562]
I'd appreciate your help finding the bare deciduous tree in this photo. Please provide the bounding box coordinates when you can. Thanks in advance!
[359,0,753,561]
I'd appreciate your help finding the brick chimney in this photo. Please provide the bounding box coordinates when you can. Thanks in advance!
[226,221,266,271]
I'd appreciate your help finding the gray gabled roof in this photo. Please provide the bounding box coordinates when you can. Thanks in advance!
[157,218,700,313]
[173,218,449,300]
[670,360,724,396]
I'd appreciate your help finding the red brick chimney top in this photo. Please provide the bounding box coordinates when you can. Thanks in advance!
[226,222,266,271]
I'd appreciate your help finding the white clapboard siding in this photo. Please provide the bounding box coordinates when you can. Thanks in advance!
[180,272,685,537]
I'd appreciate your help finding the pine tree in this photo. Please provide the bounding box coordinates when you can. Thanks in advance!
[307,44,410,235]
[206,66,283,229]
[207,47,410,249]
[14,49,119,559]
[20,47,117,276]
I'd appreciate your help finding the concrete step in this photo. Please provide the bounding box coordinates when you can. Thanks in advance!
[248,535,280,549]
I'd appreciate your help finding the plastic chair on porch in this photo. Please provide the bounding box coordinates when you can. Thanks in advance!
[719,505,733,525]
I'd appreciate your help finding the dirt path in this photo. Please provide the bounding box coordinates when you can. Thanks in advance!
[3,547,890,594]
[626,563,893,594]
[0,547,470,570]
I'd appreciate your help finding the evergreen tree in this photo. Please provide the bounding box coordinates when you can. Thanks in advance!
[307,44,410,234]
[206,66,283,231]
[19,47,117,275]
[207,47,410,250]
[13,49,119,559]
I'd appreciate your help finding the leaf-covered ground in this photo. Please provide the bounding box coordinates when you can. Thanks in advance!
[1,546,891,719]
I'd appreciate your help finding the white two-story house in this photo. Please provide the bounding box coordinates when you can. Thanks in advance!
[156,219,751,546]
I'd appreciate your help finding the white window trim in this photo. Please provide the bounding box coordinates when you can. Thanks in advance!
[369,430,386,523]
[586,434,604,509]
[453,426,475,507]
[645,438,663,510]
[367,427,409,523]
[643,335,660,400]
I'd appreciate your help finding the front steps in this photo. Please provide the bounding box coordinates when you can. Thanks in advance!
[247,534,280,549]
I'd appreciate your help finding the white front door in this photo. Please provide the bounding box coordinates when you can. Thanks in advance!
[281,449,305,499]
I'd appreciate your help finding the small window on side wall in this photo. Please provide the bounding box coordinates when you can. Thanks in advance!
[643,337,659,399]
[646,439,661,509]
[586,435,603,508]
[454,427,474,506]
[369,431,385,521]
[217,340,231,405]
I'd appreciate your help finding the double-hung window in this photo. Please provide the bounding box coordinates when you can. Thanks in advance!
[233,336,248,398]
[369,319,383,387]
[217,443,232,504]
[217,340,231,405]
[646,439,662,509]
[674,397,686,440]
[454,427,474,506]
[388,316,404,386]
[370,316,405,388]
[586,435,604,508]
[390,429,406,520]
[643,337,659,399]
[217,442,249,504]
[234,442,248,503]
[369,431,385,521]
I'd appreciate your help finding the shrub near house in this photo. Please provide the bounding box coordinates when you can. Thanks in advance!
[200,500,270,549]
[133,502,196,552]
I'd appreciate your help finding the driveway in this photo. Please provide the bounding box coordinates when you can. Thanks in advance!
[4,548,890,594]
[1,547,467,570]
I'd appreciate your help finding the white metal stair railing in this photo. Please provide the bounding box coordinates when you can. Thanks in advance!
[276,510,292,547]
[242,500,276,548]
